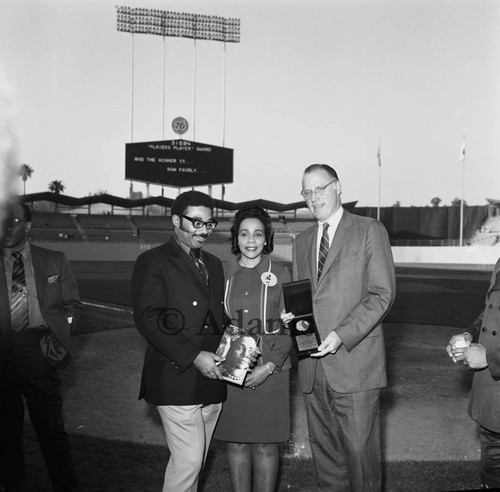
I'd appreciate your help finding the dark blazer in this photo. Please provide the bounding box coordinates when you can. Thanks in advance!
[293,209,396,394]
[131,237,227,406]
[468,258,500,432]
[0,244,82,375]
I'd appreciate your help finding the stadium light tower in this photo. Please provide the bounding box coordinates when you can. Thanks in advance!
[116,7,240,143]
[116,6,240,199]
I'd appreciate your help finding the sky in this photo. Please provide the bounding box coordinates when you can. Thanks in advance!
[0,0,499,208]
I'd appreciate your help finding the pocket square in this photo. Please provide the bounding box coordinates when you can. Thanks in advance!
[47,274,61,284]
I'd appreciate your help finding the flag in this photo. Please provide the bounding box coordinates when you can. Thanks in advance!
[459,138,466,162]
[377,140,381,167]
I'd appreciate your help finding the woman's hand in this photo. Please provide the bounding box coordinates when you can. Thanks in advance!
[280,309,294,325]
[244,364,272,389]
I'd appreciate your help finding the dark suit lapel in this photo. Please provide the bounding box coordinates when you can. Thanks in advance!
[203,252,216,283]
[30,245,46,303]
[309,227,319,290]
[488,268,500,296]
[0,255,11,334]
[166,238,210,294]
[296,225,318,289]
[317,210,352,289]
[203,253,220,307]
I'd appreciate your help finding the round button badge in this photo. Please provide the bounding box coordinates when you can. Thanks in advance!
[261,272,278,287]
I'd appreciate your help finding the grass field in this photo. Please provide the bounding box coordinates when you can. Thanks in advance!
[24,428,481,491]
[73,263,492,329]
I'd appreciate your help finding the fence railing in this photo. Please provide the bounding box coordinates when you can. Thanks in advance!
[390,239,464,247]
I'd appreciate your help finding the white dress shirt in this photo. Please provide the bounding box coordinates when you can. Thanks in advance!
[316,206,343,265]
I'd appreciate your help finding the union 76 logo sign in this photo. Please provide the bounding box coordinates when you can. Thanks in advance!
[172,117,189,135]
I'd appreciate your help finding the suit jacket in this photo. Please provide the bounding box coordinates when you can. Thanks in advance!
[0,244,82,375]
[468,258,500,432]
[292,209,396,394]
[131,237,227,406]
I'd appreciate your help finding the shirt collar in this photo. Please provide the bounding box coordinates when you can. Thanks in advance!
[172,235,197,258]
[226,255,271,278]
[317,206,343,229]
[3,241,30,260]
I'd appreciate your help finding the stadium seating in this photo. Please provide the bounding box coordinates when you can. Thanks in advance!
[130,215,173,232]
[28,211,314,245]
[30,212,82,241]
[29,209,498,248]
[76,215,137,242]
[470,216,500,245]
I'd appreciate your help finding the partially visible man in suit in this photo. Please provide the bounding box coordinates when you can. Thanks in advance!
[132,191,226,492]
[447,257,500,488]
[0,201,82,491]
[292,164,396,491]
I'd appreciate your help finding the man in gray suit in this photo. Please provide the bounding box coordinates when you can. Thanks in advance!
[447,257,500,488]
[292,164,396,491]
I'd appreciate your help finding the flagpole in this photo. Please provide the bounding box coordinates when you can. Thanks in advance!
[377,139,381,221]
[459,160,465,246]
[129,32,135,196]
[192,38,197,142]
[459,136,466,247]
[222,42,227,148]
[161,35,166,140]
[130,33,135,143]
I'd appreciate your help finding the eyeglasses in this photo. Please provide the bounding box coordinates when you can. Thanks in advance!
[300,179,337,200]
[181,215,218,230]
[7,219,28,230]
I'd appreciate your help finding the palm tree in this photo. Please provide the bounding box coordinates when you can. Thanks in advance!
[48,180,65,212]
[48,180,65,194]
[19,163,34,195]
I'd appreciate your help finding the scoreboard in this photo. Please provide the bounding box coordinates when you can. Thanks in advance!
[125,139,233,187]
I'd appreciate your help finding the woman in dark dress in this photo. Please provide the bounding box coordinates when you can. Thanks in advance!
[214,205,292,492]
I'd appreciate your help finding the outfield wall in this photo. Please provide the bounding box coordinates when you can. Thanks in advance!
[391,244,500,269]
[32,240,500,269]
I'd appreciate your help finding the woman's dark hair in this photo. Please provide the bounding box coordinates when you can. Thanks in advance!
[230,205,274,255]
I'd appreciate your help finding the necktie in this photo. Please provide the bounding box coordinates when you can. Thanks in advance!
[10,252,29,332]
[190,249,209,286]
[317,223,330,280]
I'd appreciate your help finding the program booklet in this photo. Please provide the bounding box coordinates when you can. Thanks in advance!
[215,325,259,385]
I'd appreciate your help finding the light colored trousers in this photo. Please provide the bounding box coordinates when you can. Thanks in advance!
[157,403,222,492]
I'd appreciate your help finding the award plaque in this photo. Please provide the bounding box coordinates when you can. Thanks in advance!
[282,279,321,356]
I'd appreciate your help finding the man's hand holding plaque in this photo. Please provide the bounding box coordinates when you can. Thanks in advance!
[312,330,342,357]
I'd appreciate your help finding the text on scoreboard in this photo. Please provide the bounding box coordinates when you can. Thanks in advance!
[125,139,233,187]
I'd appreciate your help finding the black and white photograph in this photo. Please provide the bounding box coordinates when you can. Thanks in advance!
[0,1,499,490]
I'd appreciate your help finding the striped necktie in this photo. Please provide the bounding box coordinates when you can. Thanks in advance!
[190,249,209,286]
[11,252,29,332]
[317,223,330,280]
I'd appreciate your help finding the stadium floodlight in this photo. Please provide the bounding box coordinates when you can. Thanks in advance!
[116,5,240,198]
[115,6,240,43]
